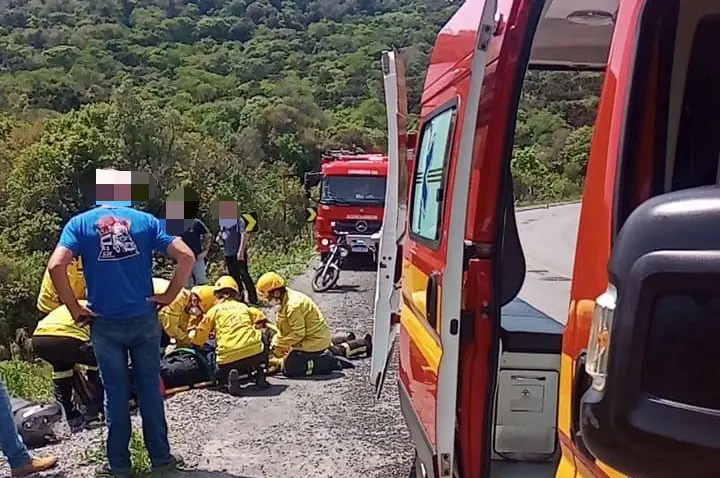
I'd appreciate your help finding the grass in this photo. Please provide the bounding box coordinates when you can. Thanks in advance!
[0,359,154,475]
[83,429,152,477]
[0,360,53,401]
[205,239,315,284]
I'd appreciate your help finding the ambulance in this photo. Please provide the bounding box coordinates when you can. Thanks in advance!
[372,0,720,477]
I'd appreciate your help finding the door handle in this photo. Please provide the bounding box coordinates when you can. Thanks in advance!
[426,272,440,328]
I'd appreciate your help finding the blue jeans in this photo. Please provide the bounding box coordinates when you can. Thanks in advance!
[186,257,208,288]
[91,316,171,473]
[0,380,31,469]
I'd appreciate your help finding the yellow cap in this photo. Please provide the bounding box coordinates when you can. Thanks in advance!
[248,307,266,324]
[191,285,216,312]
[256,272,285,296]
[213,275,240,294]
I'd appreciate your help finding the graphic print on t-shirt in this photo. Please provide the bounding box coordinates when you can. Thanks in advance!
[96,216,140,261]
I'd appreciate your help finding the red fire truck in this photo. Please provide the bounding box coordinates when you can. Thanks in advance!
[372,0,720,477]
[307,152,388,260]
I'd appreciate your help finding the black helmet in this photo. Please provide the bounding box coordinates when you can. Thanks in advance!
[11,397,69,447]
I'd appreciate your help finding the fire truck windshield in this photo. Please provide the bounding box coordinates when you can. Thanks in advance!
[321,176,386,206]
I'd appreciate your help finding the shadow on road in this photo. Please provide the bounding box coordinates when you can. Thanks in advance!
[232,383,289,397]
[339,256,377,272]
[169,471,257,477]
[274,371,346,381]
[322,284,362,293]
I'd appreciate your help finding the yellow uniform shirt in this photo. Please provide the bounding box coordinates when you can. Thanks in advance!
[191,299,264,365]
[153,278,193,347]
[275,288,332,354]
[33,300,91,342]
[36,258,86,314]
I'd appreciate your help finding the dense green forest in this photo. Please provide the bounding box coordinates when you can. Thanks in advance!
[0,0,601,345]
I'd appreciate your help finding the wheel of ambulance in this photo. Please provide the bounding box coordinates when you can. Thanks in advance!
[311,265,340,292]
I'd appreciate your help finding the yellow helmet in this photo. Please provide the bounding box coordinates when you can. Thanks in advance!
[256,272,285,296]
[248,307,266,324]
[213,275,240,294]
[191,285,216,312]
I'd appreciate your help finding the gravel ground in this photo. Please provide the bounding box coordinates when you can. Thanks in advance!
[1,259,413,478]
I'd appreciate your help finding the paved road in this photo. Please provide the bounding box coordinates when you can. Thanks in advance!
[516,202,581,324]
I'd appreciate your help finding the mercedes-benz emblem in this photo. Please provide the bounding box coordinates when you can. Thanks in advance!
[355,221,369,233]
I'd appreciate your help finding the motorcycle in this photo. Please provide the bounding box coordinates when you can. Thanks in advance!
[312,233,351,292]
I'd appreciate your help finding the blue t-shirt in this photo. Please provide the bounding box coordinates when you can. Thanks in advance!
[58,206,176,320]
[219,217,245,257]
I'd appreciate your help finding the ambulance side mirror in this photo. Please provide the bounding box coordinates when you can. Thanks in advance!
[580,186,720,478]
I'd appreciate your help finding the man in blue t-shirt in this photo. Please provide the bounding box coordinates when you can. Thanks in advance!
[47,200,195,477]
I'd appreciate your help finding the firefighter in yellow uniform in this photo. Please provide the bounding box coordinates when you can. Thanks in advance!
[31,301,103,429]
[191,276,269,394]
[37,257,86,314]
[256,272,361,377]
[152,278,215,350]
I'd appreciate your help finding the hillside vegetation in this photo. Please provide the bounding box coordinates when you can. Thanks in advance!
[0,0,601,345]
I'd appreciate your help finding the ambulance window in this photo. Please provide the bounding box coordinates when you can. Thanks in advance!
[615,2,720,231]
[409,105,457,245]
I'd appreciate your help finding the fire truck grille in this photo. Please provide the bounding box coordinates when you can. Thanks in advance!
[332,221,382,234]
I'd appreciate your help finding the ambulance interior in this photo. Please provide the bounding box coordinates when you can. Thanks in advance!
[493,0,720,476]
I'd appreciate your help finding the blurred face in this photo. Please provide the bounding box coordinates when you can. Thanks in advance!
[269,289,283,305]
[186,293,203,316]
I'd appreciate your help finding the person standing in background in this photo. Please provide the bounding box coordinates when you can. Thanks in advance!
[163,187,211,288]
[217,199,258,305]
[46,169,195,477]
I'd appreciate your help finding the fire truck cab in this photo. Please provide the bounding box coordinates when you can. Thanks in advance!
[372,0,720,477]
[309,152,388,260]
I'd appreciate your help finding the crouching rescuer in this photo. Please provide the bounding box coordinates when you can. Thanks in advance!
[255,272,369,377]
[191,276,269,394]
[31,300,103,429]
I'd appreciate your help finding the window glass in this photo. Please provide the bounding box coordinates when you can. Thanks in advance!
[321,176,386,205]
[410,107,455,242]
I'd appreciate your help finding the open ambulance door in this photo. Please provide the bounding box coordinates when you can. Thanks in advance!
[371,50,409,398]
[400,0,569,476]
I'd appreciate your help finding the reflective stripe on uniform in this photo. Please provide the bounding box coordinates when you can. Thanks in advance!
[53,369,74,380]
[347,345,367,357]
[85,366,98,372]
[306,359,314,376]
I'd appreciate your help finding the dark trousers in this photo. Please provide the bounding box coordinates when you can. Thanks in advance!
[225,253,258,304]
[216,350,268,384]
[330,339,368,358]
[282,350,336,377]
[32,336,104,419]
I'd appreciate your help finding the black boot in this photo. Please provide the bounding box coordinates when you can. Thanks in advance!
[227,369,243,396]
[363,333,372,358]
[255,367,270,389]
[332,356,355,370]
[53,375,80,424]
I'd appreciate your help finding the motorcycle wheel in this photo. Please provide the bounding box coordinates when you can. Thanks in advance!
[311,266,340,292]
